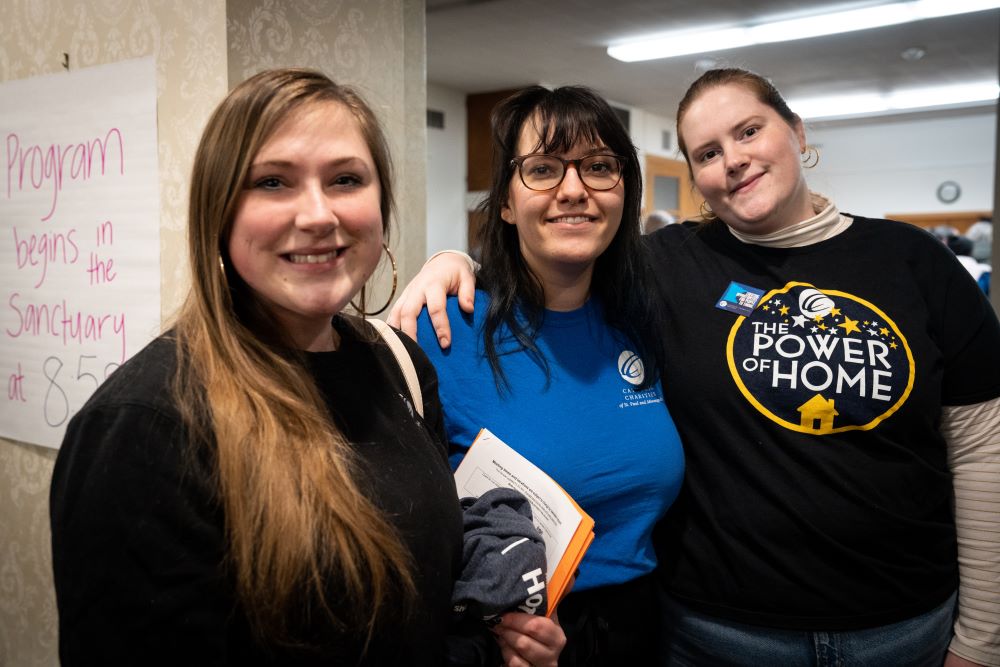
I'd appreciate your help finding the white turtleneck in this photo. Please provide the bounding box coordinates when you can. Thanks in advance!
[725,192,853,248]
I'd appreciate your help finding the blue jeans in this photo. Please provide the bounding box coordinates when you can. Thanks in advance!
[660,591,956,666]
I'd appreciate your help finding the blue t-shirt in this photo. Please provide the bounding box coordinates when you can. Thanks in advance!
[417,291,685,590]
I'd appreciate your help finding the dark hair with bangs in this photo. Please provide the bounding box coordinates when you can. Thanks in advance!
[477,85,665,392]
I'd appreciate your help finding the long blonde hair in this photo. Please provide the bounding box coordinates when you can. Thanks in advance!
[172,68,411,645]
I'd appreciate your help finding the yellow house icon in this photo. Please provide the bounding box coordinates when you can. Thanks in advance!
[798,394,838,432]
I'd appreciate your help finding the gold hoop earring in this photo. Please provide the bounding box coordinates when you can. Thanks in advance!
[351,242,398,317]
[801,145,820,169]
[218,254,230,290]
[699,200,716,220]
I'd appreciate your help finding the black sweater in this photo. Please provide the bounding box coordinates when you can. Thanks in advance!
[50,317,463,665]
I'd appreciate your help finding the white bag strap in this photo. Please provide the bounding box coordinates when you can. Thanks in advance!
[367,318,424,418]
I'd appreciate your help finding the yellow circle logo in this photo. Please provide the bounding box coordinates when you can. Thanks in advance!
[726,282,914,434]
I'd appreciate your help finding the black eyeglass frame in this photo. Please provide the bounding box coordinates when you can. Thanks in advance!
[509,153,627,192]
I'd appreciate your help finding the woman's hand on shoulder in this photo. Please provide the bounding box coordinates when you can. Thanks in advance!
[493,611,566,667]
[386,251,477,348]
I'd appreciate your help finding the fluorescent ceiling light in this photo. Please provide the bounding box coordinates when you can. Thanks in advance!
[788,81,1000,120]
[608,0,1000,62]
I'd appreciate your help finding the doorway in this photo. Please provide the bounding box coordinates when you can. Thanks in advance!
[644,155,701,223]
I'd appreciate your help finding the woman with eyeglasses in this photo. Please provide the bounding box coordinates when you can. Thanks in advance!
[411,85,685,666]
[392,68,1000,666]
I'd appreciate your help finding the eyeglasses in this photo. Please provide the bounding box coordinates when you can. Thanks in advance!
[510,154,625,192]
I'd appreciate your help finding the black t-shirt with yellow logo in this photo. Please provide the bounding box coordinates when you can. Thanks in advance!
[647,216,1000,630]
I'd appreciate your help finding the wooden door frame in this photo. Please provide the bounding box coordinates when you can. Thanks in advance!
[643,154,701,221]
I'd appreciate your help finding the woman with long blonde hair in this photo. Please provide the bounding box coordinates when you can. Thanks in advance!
[51,68,475,665]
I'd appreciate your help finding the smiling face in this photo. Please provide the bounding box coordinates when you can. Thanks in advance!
[680,83,814,235]
[227,100,383,350]
[501,119,624,294]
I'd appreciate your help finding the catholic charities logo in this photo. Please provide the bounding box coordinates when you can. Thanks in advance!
[726,282,915,434]
[617,349,662,409]
[618,350,644,386]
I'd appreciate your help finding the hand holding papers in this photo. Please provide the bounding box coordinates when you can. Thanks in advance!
[453,428,595,616]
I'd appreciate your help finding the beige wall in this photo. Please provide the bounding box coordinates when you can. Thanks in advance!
[0,1,425,664]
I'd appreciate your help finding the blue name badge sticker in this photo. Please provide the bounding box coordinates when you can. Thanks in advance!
[716,281,766,316]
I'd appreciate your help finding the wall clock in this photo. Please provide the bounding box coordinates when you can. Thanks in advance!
[936,181,961,204]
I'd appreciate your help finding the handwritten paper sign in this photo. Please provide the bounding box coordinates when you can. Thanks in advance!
[1,57,161,448]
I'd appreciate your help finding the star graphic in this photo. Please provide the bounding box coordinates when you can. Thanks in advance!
[818,323,828,331]
[762,305,770,311]
[871,321,880,327]
[880,327,889,336]
[831,307,842,316]
[774,299,782,305]
[890,341,898,349]
[792,315,808,328]
[813,314,825,323]
[779,305,789,316]
[838,317,861,335]
[810,326,819,333]
[867,328,879,336]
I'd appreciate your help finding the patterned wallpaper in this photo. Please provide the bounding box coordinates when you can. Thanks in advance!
[0,1,424,664]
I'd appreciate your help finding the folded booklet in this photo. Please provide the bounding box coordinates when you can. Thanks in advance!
[453,428,595,616]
